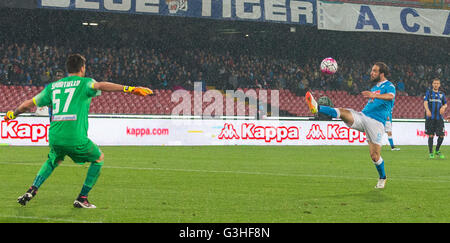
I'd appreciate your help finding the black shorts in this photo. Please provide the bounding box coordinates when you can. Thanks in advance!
[425,119,445,136]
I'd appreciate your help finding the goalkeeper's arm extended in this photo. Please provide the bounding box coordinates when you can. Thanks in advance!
[4,82,152,121]
[93,82,153,96]
[3,99,35,121]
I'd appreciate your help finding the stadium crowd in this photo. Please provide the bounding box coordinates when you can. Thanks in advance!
[1,41,448,98]
[0,8,448,99]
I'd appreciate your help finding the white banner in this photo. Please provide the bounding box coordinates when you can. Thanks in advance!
[39,0,317,25]
[0,117,448,146]
[317,1,450,37]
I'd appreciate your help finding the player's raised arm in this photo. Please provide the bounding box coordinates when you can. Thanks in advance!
[3,98,36,121]
[92,82,153,96]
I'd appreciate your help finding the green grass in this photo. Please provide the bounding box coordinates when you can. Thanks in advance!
[1,145,449,223]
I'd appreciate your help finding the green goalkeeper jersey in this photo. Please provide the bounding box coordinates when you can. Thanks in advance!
[33,76,101,146]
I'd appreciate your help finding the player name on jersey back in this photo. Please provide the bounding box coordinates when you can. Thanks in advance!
[51,80,81,89]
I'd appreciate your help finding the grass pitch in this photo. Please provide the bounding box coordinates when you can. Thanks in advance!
[1,145,449,223]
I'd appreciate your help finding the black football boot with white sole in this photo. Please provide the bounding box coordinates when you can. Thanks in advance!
[73,196,97,209]
[17,186,38,206]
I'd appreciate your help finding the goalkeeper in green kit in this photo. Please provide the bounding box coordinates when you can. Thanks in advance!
[3,54,153,208]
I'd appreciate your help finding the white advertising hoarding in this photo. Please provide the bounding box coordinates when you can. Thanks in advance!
[317,1,450,37]
[0,117,445,146]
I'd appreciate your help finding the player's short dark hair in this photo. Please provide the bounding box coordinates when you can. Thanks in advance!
[66,54,86,73]
[374,62,390,77]
[432,78,440,83]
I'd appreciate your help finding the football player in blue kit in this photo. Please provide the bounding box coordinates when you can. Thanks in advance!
[306,62,395,189]
[424,78,447,159]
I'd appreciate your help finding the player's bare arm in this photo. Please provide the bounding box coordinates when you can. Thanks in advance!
[361,91,394,101]
[440,104,447,115]
[424,101,432,117]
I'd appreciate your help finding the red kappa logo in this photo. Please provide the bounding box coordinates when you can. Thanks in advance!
[1,121,49,142]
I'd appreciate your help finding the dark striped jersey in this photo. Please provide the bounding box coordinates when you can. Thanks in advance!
[424,89,447,120]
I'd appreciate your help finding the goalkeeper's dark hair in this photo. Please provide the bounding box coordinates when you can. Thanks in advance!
[374,62,390,77]
[66,54,86,73]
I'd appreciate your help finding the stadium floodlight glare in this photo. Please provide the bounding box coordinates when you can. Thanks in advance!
[82,22,99,26]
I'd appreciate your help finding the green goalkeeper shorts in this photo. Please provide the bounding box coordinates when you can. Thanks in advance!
[48,139,102,165]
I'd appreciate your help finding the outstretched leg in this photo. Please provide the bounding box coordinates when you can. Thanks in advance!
[306,91,386,188]
[18,152,63,206]
[305,91,354,125]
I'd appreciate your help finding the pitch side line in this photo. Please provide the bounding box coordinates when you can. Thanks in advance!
[2,161,450,183]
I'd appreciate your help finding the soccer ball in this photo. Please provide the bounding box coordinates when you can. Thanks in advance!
[320,57,338,75]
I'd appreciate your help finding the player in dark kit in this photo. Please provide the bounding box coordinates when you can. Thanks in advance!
[424,78,447,159]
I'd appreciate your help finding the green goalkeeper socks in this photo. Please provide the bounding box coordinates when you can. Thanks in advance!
[79,160,104,197]
[32,158,60,189]
[31,158,103,197]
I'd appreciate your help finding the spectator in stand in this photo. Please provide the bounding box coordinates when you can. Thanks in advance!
[396,78,406,95]
[0,38,447,98]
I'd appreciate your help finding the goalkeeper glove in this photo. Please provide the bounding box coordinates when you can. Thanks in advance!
[123,86,153,96]
[4,111,16,121]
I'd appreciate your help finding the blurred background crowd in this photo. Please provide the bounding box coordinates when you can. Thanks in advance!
[0,8,449,98]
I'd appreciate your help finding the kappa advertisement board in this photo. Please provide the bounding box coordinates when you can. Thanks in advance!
[317,0,450,37]
[38,0,316,25]
[0,117,447,146]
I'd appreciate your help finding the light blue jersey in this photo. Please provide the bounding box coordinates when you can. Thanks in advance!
[387,100,394,122]
[362,80,396,125]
